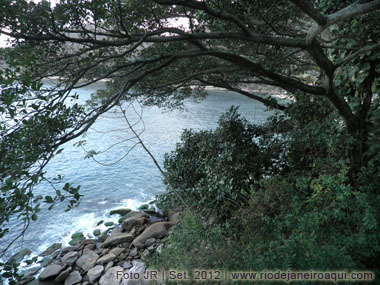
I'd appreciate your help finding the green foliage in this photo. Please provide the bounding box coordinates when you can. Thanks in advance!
[159,106,282,220]
[153,96,380,282]
[0,50,84,260]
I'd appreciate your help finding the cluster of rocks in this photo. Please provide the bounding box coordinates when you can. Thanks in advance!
[18,209,183,285]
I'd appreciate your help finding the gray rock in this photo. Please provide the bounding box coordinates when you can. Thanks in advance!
[40,243,62,257]
[24,280,39,285]
[102,233,134,248]
[7,248,32,263]
[110,247,124,257]
[105,261,114,272]
[62,245,80,254]
[87,265,104,283]
[98,234,108,243]
[18,276,35,285]
[40,250,60,267]
[82,239,96,245]
[132,222,172,248]
[76,250,99,272]
[121,261,132,269]
[64,270,82,285]
[141,250,149,258]
[96,253,116,265]
[124,211,149,221]
[129,261,145,274]
[99,266,124,285]
[169,211,184,225]
[85,243,96,251]
[144,238,156,247]
[156,244,163,254]
[121,218,141,233]
[111,227,123,237]
[38,264,66,280]
[55,266,72,283]
[20,266,41,279]
[129,248,138,257]
[62,251,79,265]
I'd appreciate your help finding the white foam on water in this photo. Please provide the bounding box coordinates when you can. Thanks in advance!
[119,198,145,210]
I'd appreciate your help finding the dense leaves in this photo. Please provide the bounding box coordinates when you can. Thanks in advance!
[153,95,380,281]
[161,106,283,220]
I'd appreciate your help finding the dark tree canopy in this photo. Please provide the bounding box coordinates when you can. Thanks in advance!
[0,0,380,260]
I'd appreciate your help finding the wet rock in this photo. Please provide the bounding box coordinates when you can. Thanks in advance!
[39,264,66,280]
[98,234,108,243]
[18,276,35,285]
[40,243,62,257]
[93,229,101,236]
[76,250,99,272]
[21,266,41,277]
[7,248,32,263]
[64,270,82,285]
[62,251,78,265]
[138,204,149,211]
[62,245,80,254]
[87,265,104,283]
[110,208,132,216]
[102,233,134,248]
[40,251,60,267]
[70,232,85,246]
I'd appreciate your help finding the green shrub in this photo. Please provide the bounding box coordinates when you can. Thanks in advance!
[153,96,380,282]
[159,106,282,220]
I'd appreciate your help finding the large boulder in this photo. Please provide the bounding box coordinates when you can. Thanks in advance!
[55,267,72,283]
[40,243,62,257]
[96,253,116,265]
[102,233,134,248]
[110,208,132,216]
[64,271,82,285]
[169,212,184,225]
[132,222,172,248]
[121,217,146,233]
[99,266,124,285]
[76,250,99,272]
[39,264,66,280]
[61,251,79,265]
[87,265,104,283]
[7,248,32,263]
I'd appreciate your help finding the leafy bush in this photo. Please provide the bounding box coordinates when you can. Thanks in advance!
[152,96,380,282]
[159,106,282,220]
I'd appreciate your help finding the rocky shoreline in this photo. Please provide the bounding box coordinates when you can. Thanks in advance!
[15,208,183,285]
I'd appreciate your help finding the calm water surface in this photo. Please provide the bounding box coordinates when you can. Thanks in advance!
[1,83,274,261]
